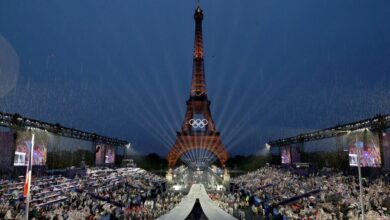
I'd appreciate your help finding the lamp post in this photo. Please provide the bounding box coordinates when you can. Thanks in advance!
[265,143,271,165]
[125,143,131,159]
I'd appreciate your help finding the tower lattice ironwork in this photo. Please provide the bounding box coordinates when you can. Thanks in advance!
[167,6,228,168]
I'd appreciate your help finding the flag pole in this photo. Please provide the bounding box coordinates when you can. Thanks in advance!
[356,134,365,220]
[25,133,35,220]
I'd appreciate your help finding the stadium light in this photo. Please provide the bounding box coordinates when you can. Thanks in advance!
[125,143,131,149]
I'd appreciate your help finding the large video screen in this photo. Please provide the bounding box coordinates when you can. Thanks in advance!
[0,131,14,172]
[105,145,115,164]
[348,131,381,167]
[95,144,115,165]
[47,135,95,169]
[383,131,390,171]
[95,144,105,166]
[291,144,302,164]
[281,146,291,164]
[14,131,48,166]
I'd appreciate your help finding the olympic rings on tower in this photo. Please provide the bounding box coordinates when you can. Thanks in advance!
[189,119,208,128]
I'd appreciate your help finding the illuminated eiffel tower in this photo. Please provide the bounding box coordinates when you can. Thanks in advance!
[167,4,228,169]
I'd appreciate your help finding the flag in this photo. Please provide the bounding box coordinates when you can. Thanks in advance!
[23,172,29,197]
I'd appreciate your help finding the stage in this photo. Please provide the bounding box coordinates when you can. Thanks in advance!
[158,184,236,220]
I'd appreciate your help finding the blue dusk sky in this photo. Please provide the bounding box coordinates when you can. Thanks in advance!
[0,0,389,156]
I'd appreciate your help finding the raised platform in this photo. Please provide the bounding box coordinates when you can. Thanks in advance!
[157,184,236,220]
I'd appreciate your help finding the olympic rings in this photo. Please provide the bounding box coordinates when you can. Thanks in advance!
[189,119,208,128]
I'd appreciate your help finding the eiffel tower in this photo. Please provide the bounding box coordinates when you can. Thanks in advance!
[167,5,228,168]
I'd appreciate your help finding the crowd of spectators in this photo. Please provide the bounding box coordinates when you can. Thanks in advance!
[221,166,390,220]
[0,167,182,219]
[3,165,390,219]
[209,192,248,219]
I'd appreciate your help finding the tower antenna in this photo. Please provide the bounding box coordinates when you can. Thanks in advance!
[196,0,200,8]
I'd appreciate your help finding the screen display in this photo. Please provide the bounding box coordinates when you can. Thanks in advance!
[281,146,291,164]
[105,145,115,164]
[95,144,105,166]
[14,130,48,166]
[291,145,302,164]
[0,132,14,172]
[383,131,390,171]
[47,135,95,169]
[348,130,381,167]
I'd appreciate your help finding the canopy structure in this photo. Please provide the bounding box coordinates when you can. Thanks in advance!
[267,114,390,147]
[157,184,236,220]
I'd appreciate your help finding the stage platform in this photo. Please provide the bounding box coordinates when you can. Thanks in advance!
[157,184,236,220]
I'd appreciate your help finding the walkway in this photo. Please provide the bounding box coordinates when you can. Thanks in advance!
[157,184,236,220]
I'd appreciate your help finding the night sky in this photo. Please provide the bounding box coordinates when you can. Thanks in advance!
[0,0,389,156]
